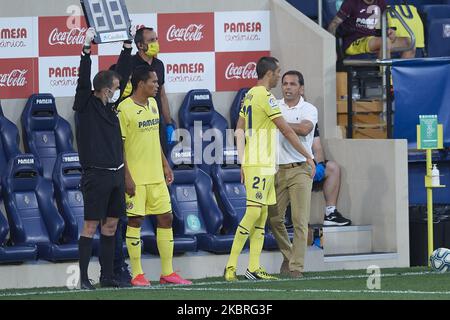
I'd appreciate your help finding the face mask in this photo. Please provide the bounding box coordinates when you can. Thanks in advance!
[108,89,121,104]
[145,41,160,58]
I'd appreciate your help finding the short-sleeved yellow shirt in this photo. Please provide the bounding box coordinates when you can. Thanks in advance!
[239,86,282,170]
[117,97,165,185]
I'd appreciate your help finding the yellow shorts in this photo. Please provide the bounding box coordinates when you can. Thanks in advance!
[243,167,276,206]
[345,36,376,55]
[125,181,172,217]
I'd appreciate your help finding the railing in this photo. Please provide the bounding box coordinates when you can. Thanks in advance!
[342,7,416,139]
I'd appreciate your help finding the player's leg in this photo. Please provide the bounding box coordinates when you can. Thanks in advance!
[124,185,149,286]
[126,216,147,285]
[246,172,278,280]
[248,205,267,273]
[391,37,416,58]
[99,169,126,287]
[149,183,192,285]
[99,216,119,287]
[113,215,132,287]
[225,204,262,281]
[155,212,174,277]
[79,220,99,290]
[323,161,340,209]
[323,161,351,226]
[366,36,389,58]
[79,168,109,290]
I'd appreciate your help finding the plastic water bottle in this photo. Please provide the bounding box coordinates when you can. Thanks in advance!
[431,164,440,187]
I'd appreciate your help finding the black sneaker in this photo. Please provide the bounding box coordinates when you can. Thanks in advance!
[99,276,120,288]
[323,210,351,226]
[114,268,132,288]
[80,278,96,290]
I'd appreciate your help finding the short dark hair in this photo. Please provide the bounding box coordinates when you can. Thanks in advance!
[93,70,120,92]
[256,56,279,79]
[134,27,154,47]
[282,70,304,86]
[131,65,156,91]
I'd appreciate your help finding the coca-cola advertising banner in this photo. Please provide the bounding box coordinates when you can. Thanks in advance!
[0,58,38,99]
[158,13,214,53]
[0,10,270,98]
[215,51,270,92]
[39,16,98,57]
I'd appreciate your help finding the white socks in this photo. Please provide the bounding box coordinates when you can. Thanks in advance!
[325,206,336,216]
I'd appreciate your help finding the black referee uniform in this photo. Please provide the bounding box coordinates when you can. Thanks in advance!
[73,51,126,221]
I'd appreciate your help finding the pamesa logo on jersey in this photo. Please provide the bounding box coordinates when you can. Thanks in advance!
[138,118,159,128]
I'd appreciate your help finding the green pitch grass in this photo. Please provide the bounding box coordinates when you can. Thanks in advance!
[1,267,449,300]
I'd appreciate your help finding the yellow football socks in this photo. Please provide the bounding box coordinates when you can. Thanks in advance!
[157,227,174,276]
[248,206,268,272]
[126,225,143,278]
[226,205,261,269]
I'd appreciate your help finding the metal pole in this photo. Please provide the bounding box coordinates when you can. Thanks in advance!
[381,9,388,129]
[347,67,353,138]
[386,66,393,138]
[381,10,388,60]
[426,149,434,266]
[318,0,323,27]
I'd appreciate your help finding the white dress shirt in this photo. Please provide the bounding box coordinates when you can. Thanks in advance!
[277,97,318,164]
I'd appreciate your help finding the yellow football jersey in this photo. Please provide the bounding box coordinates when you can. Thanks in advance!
[388,5,424,48]
[117,97,165,185]
[239,86,282,169]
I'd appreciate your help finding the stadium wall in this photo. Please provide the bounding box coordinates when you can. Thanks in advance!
[0,0,410,285]
[0,0,337,146]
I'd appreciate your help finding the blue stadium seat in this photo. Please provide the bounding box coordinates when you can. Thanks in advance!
[426,18,450,57]
[21,94,74,180]
[323,0,341,28]
[168,148,235,253]
[229,88,249,130]
[421,5,450,24]
[0,102,21,175]
[0,210,37,263]
[2,154,78,261]
[52,152,85,244]
[286,0,319,19]
[178,89,230,174]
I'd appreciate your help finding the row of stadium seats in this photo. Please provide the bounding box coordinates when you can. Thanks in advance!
[288,0,450,58]
[0,90,291,263]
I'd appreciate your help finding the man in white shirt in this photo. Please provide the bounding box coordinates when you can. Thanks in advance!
[268,71,317,278]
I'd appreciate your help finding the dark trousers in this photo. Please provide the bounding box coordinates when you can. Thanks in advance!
[113,215,128,275]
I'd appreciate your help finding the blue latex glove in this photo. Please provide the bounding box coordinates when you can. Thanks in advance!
[166,123,175,144]
[313,162,325,182]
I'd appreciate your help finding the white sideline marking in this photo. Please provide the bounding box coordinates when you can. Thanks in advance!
[169,287,450,295]
[0,271,441,298]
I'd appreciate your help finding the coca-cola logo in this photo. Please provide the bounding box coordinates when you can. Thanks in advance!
[225,62,257,80]
[48,27,87,46]
[167,24,204,42]
[0,69,28,87]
